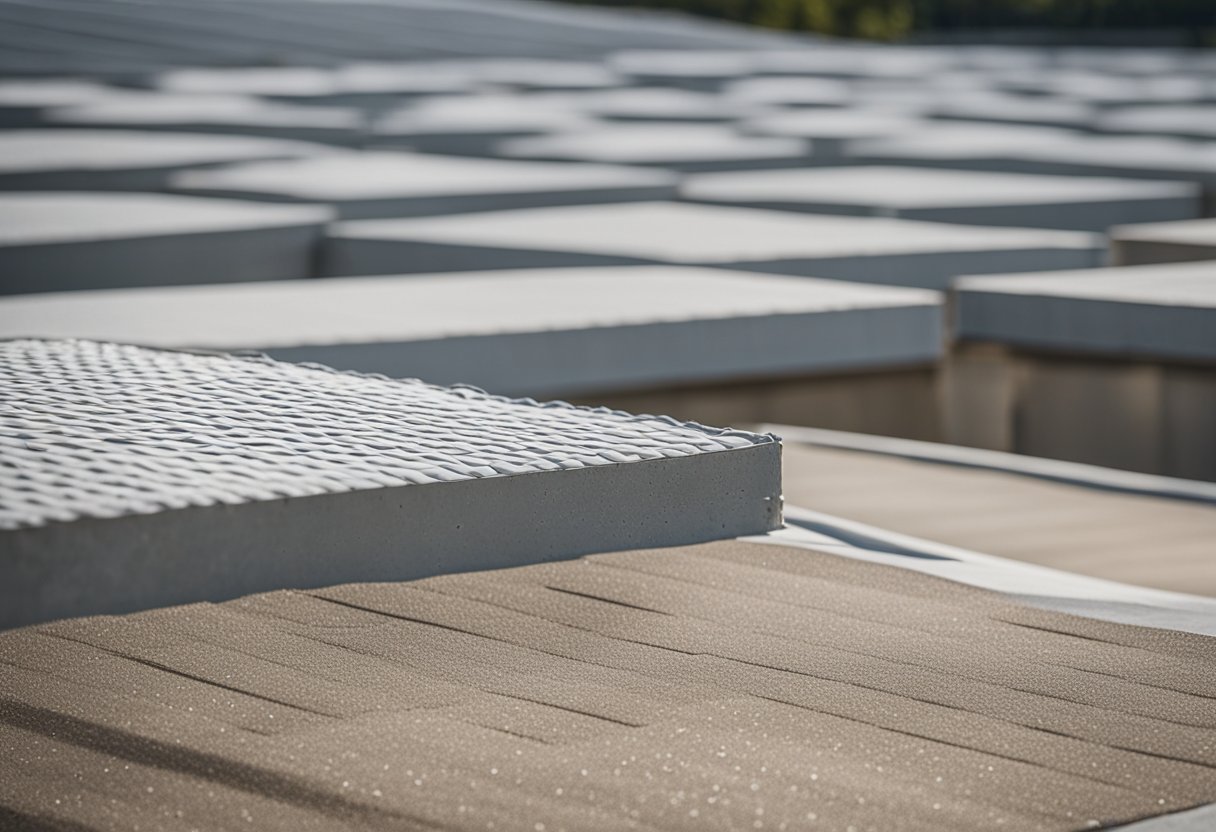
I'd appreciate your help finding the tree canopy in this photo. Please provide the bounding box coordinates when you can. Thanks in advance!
[562,1,1215,41]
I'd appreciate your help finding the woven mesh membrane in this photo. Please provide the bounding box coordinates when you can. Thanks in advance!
[0,339,767,530]
[1,540,1214,830]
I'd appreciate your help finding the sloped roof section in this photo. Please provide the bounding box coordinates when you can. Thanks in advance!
[1,539,1214,830]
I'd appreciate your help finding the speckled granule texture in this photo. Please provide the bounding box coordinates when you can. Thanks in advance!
[0,339,767,530]
[1,540,1214,831]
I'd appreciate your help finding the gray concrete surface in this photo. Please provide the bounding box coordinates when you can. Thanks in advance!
[682,166,1200,232]
[955,261,1216,363]
[0,129,336,190]
[170,151,678,218]
[1111,218,1216,266]
[0,339,781,628]
[369,95,597,156]
[496,123,811,172]
[325,201,1103,289]
[45,93,365,145]
[0,267,944,396]
[0,192,332,294]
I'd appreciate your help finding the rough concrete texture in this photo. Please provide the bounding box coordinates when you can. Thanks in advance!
[955,261,1216,363]
[170,151,678,218]
[0,192,332,294]
[681,166,1200,232]
[0,339,781,627]
[0,267,943,396]
[325,201,1103,289]
[1,539,1215,830]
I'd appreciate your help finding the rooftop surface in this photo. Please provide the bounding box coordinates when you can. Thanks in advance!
[0,192,330,293]
[0,191,331,247]
[1114,217,1216,247]
[954,261,1216,362]
[2,538,1214,831]
[326,202,1102,288]
[170,152,677,218]
[682,166,1197,210]
[0,129,333,177]
[496,123,810,170]
[0,268,943,395]
[1,339,780,627]
[774,427,1216,596]
[680,166,1198,231]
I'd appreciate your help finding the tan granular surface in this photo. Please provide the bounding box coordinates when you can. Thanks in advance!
[782,443,1216,596]
[1,540,1214,831]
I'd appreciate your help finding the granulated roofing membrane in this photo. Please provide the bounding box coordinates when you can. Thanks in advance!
[1,539,1214,831]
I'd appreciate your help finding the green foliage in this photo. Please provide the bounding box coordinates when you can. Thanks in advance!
[559,0,1215,40]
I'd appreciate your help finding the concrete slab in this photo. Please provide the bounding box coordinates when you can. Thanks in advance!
[527,87,765,122]
[846,123,1090,170]
[156,64,474,105]
[1111,218,1216,266]
[0,129,336,190]
[1096,106,1216,141]
[453,58,625,90]
[0,78,131,126]
[45,94,364,145]
[156,66,346,99]
[755,46,956,80]
[741,110,925,159]
[681,166,1200,232]
[721,76,852,109]
[855,128,1216,186]
[369,95,597,155]
[170,151,678,219]
[0,267,943,397]
[955,261,1216,363]
[0,338,781,628]
[928,92,1096,130]
[606,48,759,89]
[1008,136,1216,185]
[998,70,1212,108]
[496,124,810,172]
[325,202,1103,289]
[0,192,331,295]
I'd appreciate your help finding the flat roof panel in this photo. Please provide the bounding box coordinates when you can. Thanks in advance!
[681,166,1199,232]
[0,192,331,293]
[171,151,678,218]
[0,339,780,626]
[0,128,338,188]
[955,261,1216,362]
[0,267,944,394]
[328,202,1102,288]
